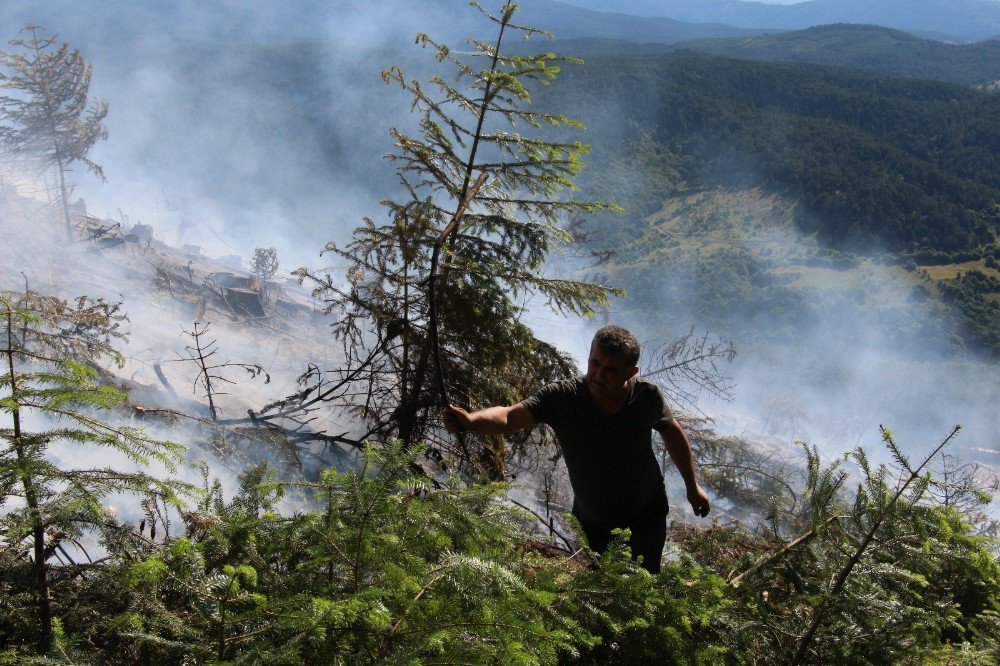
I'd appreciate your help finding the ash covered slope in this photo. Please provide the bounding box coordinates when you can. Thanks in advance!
[0,0,771,257]
[0,186,359,476]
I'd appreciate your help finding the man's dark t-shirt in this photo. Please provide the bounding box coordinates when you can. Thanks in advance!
[521,376,672,524]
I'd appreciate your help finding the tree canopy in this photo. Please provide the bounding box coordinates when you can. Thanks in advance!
[0,24,108,242]
[296,1,620,480]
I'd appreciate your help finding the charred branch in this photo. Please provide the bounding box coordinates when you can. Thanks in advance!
[643,328,736,417]
[168,321,270,421]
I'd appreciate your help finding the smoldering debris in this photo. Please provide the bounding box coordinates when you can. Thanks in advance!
[1,185,364,481]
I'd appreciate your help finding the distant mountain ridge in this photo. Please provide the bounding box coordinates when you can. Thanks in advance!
[676,24,1000,86]
[558,0,1000,41]
[513,1,770,43]
[531,25,1000,88]
[0,0,770,58]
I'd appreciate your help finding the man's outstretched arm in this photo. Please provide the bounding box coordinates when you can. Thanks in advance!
[444,403,536,436]
[659,418,711,518]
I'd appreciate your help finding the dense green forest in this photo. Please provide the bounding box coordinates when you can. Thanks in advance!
[538,24,1000,88]
[676,24,1000,87]
[538,51,1000,254]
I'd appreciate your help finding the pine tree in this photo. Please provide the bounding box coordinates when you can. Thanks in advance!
[297,1,620,479]
[0,289,187,654]
[247,246,279,283]
[790,425,964,663]
[0,24,108,243]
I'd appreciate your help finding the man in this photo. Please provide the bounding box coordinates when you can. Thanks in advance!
[444,325,710,574]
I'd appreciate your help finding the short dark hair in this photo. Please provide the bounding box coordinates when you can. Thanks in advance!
[592,325,640,367]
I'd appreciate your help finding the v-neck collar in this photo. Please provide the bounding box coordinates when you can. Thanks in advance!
[587,376,634,417]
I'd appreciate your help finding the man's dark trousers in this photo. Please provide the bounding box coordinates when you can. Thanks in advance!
[574,491,668,574]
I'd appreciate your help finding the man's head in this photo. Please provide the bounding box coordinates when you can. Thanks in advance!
[586,325,640,401]
[592,325,641,367]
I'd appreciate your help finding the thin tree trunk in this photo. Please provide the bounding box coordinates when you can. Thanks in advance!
[399,226,411,444]
[398,334,433,447]
[218,591,229,662]
[192,323,218,421]
[420,14,510,469]
[30,29,76,246]
[5,305,53,652]
[55,157,73,243]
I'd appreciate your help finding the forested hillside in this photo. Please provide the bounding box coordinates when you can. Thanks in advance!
[528,51,1000,357]
[539,51,1000,253]
[526,25,1000,90]
[677,24,1000,87]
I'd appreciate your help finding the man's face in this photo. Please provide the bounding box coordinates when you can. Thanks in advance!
[586,343,638,400]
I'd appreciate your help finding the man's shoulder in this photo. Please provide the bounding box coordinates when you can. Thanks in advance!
[632,376,664,397]
[530,376,586,403]
[544,376,586,395]
[521,376,585,420]
[632,376,673,424]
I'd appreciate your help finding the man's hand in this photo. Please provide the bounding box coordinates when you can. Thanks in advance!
[688,484,711,518]
[443,404,472,434]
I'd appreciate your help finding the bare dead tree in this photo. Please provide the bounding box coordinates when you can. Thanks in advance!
[669,413,812,534]
[170,322,269,421]
[142,245,207,297]
[144,332,385,460]
[73,215,122,247]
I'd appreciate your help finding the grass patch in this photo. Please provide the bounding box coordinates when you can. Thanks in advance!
[919,261,1000,281]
